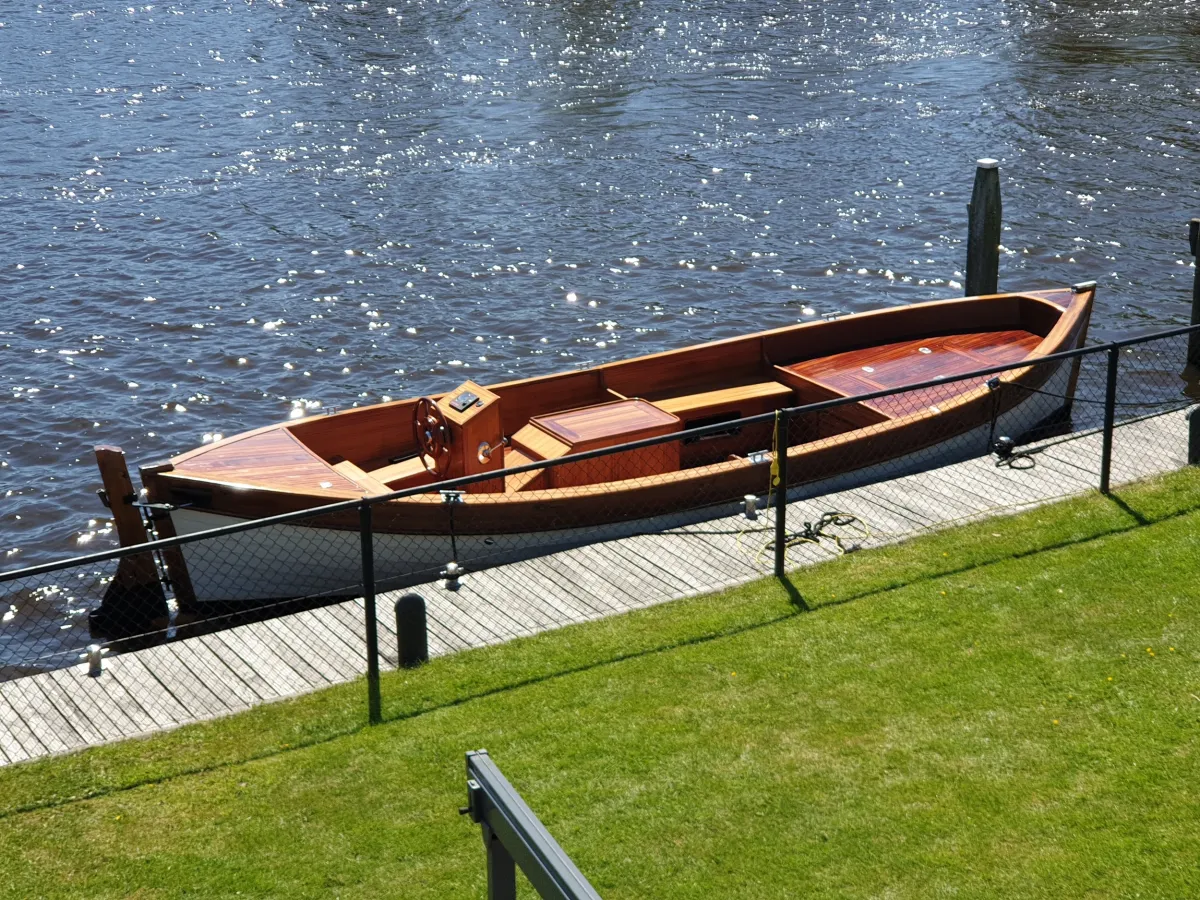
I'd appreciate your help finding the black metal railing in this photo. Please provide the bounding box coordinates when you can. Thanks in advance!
[462,749,604,900]
[1,323,1199,755]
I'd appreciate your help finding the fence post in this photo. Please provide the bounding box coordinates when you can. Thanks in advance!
[395,593,429,668]
[1099,346,1119,495]
[360,500,382,725]
[1188,219,1200,368]
[774,409,789,578]
[966,158,1001,297]
[485,831,518,900]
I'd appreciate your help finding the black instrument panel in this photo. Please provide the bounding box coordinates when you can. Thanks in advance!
[449,391,480,412]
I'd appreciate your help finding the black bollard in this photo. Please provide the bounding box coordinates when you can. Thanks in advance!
[1188,219,1200,368]
[395,593,429,668]
[1188,407,1200,466]
[966,158,1002,298]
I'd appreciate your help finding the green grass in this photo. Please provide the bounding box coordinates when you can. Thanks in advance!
[3,470,1200,898]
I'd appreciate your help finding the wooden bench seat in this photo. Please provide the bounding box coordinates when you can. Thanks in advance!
[330,460,395,496]
[364,456,436,490]
[503,447,547,492]
[651,381,794,418]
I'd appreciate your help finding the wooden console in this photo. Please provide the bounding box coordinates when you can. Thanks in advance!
[513,399,682,489]
[441,381,506,492]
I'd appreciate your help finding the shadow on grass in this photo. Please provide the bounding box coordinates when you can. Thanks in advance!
[778,574,811,611]
[4,482,1198,819]
[1104,492,1151,526]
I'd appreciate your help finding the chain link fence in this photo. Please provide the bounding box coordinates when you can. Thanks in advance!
[1,325,1197,761]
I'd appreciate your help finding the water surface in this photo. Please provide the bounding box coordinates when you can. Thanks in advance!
[0,0,1197,645]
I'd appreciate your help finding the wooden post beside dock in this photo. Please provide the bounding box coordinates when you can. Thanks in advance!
[1188,218,1200,368]
[966,158,1002,298]
[89,446,169,638]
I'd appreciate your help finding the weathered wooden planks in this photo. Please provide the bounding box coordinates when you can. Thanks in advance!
[0,408,1190,766]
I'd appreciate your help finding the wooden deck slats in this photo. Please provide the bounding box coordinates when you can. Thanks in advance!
[202,630,313,699]
[3,677,77,755]
[192,633,290,701]
[0,408,1192,766]
[264,617,356,686]
[0,688,47,760]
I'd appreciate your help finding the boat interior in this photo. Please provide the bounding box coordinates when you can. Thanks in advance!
[180,290,1083,498]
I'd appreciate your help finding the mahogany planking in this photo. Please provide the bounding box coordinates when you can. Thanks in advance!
[785,330,1044,419]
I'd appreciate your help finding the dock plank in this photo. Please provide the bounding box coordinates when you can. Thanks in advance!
[130,643,234,719]
[169,640,261,709]
[29,671,109,747]
[566,543,680,610]
[44,666,144,740]
[0,715,30,764]
[267,613,362,684]
[446,575,550,636]
[0,686,50,759]
[191,632,288,702]
[2,677,77,755]
[106,654,194,727]
[532,550,648,615]
[512,554,634,622]
[205,629,318,699]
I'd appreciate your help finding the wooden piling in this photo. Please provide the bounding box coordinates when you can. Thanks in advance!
[1188,219,1200,367]
[966,158,1002,297]
[90,447,168,637]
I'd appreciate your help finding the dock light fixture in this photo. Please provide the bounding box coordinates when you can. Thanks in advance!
[744,494,759,519]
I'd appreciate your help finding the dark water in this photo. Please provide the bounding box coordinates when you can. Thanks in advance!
[0,2,1197,571]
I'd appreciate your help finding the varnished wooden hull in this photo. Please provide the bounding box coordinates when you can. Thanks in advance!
[133,285,1099,602]
[168,368,1072,602]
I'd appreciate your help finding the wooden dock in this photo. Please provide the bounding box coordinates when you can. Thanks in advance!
[0,408,1192,767]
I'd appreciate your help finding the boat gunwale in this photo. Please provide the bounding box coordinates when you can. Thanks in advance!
[148,288,1093,515]
[165,289,1078,469]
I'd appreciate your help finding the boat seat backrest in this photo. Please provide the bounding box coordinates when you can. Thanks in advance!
[601,337,767,399]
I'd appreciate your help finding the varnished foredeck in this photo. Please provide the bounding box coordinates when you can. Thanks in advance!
[178,429,360,493]
[785,330,1044,418]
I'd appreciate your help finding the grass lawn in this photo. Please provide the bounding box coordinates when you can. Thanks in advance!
[1,470,1199,898]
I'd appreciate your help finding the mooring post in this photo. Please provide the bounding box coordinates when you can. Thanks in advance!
[1188,219,1200,367]
[1188,407,1200,466]
[1099,345,1120,494]
[394,593,428,668]
[89,446,168,638]
[87,644,104,678]
[774,409,789,578]
[360,501,382,725]
[966,158,1002,297]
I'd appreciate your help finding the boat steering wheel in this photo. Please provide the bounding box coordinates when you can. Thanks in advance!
[413,397,452,476]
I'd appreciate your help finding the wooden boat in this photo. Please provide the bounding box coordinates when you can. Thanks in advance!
[93,284,1093,627]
